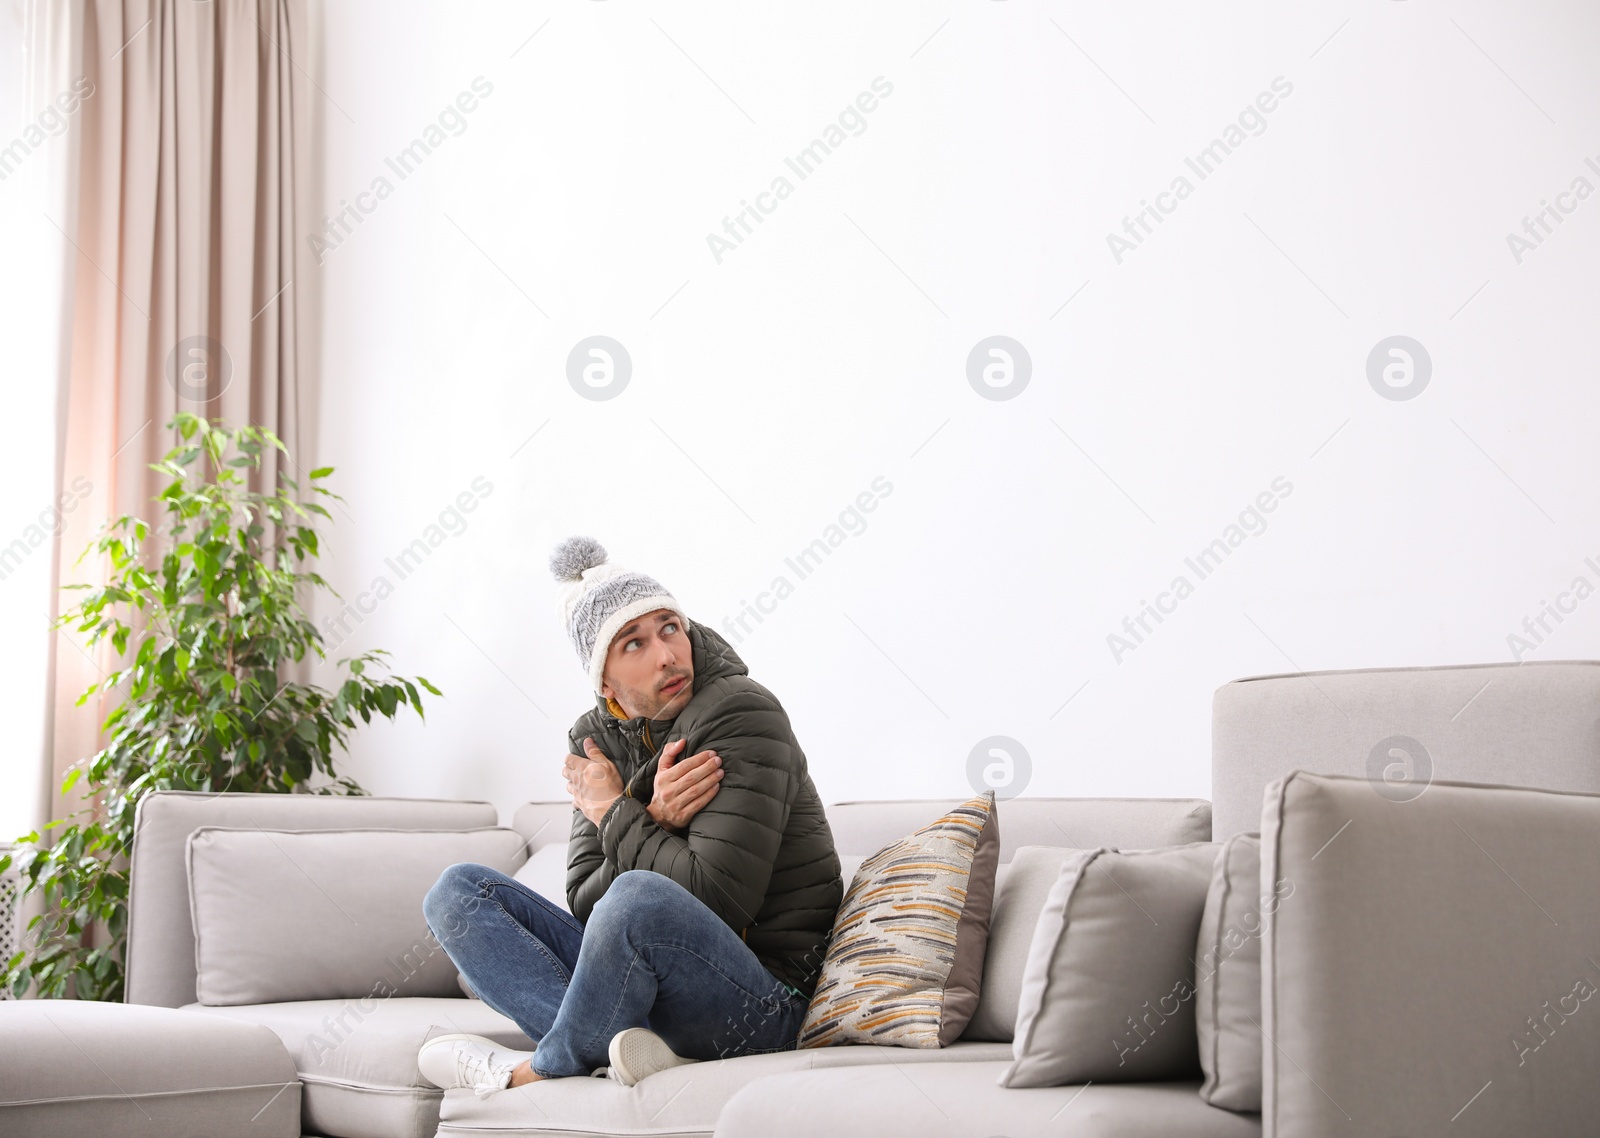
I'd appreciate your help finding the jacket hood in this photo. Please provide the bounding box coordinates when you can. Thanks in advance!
[593,619,749,730]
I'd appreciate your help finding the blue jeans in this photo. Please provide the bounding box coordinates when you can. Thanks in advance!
[423,865,810,1079]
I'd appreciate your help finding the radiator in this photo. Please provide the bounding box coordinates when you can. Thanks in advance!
[0,843,17,998]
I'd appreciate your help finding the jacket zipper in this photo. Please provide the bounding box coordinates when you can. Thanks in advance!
[622,714,749,941]
[623,720,653,799]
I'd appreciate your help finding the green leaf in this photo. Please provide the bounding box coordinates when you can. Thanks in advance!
[22,412,414,1001]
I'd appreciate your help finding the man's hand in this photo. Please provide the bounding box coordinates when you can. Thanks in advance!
[564,738,624,828]
[645,738,724,834]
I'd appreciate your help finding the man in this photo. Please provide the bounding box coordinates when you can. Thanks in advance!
[418,536,844,1093]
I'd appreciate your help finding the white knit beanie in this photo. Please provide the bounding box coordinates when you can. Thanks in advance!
[550,536,692,696]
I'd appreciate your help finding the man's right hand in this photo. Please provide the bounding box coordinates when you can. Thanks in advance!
[645,738,724,834]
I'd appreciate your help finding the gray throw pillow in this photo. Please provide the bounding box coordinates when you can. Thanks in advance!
[1000,842,1220,1087]
[188,826,527,1006]
[1196,832,1290,1111]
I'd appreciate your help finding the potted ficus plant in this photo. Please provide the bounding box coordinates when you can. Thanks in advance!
[0,413,440,1000]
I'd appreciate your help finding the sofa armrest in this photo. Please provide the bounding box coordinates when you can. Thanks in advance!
[1261,771,1600,1137]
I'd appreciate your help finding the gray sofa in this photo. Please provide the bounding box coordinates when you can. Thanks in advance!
[7,659,1599,1138]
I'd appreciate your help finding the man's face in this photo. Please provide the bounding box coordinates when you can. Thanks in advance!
[600,609,694,720]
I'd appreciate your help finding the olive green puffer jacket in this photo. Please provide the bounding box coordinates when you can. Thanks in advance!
[564,621,844,998]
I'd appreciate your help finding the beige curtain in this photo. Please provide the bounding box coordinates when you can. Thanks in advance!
[42,0,316,828]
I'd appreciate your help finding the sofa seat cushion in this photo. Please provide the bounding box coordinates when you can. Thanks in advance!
[188,997,532,1138]
[0,1001,299,1138]
[437,1040,1014,1137]
[715,1063,1263,1138]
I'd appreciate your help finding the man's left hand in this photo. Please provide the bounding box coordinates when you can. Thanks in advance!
[565,737,624,827]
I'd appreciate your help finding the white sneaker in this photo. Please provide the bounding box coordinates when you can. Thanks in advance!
[607,1027,697,1087]
[417,1032,535,1097]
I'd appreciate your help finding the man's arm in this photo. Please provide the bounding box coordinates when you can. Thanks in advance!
[596,687,795,932]
[564,730,724,919]
[566,805,615,921]
[563,727,614,921]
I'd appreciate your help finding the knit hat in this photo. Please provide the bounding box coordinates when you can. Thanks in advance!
[550,536,693,695]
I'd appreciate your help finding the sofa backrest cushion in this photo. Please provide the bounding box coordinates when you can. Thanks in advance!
[188,825,527,1005]
[128,791,498,1008]
[825,797,1211,861]
[510,801,571,854]
[959,845,1077,1042]
[1211,660,1600,839]
[512,843,573,912]
[506,797,1212,872]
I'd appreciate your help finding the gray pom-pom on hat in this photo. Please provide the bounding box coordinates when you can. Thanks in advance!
[550,535,608,582]
[550,536,691,695]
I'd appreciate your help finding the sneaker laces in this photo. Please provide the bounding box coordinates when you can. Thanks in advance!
[454,1045,519,1098]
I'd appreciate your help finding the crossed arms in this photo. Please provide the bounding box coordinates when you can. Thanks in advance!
[560,693,799,929]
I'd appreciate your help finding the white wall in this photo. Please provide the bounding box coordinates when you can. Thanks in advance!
[310,0,1600,821]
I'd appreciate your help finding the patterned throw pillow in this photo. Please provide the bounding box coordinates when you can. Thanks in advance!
[798,790,1000,1049]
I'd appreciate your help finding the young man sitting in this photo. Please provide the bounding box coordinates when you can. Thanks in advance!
[417,536,843,1092]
